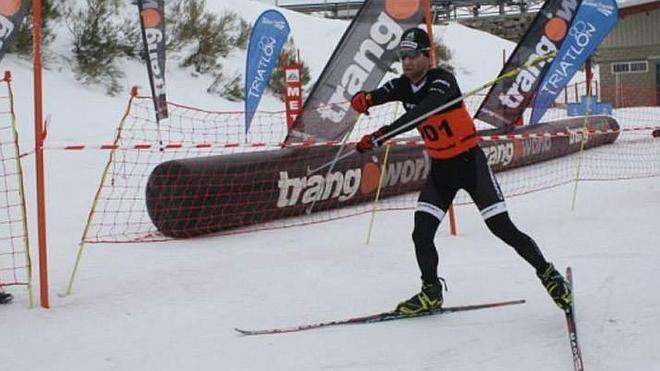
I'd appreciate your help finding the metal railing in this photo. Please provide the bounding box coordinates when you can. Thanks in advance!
[277,0,545,20]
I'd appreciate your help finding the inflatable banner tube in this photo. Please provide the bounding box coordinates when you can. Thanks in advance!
[146,115,619,237]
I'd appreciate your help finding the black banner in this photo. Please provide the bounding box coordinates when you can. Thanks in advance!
[0,0,31,63]
[475,0,582,129]
[147,116,619,238]
[285,0,425,144]
[137,0,168,121]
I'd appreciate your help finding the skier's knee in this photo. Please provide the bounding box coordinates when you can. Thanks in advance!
[485,212,518,239]
[412,226,433,247]
[412,211,439,247]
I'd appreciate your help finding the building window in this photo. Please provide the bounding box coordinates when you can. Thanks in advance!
[611,61,648,74]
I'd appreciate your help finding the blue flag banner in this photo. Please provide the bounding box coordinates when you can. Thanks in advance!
[530,0,618,124]
[245,10,290,135]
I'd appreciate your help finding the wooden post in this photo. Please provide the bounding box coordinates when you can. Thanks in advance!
[33,0,49,308]
[585,57,593,96]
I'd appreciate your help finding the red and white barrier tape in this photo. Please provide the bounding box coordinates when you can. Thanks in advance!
[39,126,659,152]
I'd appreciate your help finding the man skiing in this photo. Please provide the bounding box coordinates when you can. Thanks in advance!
[350,27,572,315]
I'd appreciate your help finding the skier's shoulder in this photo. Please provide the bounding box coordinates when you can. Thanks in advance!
[427,67,457,88]
[387,74,408,87]
[380,74,408,94]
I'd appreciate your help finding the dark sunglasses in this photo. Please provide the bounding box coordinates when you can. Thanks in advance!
[396,48,429,60]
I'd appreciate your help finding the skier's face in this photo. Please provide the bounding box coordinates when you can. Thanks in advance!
[400,51,430,83]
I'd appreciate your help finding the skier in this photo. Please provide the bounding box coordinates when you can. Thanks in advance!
[350,27,572,315]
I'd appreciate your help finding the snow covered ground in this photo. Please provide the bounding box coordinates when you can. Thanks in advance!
[1,1,659,370]
[3,176,659,370]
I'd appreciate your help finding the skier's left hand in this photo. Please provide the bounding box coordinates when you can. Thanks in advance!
[356,133,375,153]
[356,128,386,153]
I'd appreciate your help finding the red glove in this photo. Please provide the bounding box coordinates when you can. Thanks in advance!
[356,128,386,153]
[351,91,372,115]
[356,134,375,153]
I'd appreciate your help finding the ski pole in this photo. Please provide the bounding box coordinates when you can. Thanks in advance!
[570,80,594,211]
[365,99,401,244]
[365,143,391,245]
[305,121,357,215]
[306,50,557,176]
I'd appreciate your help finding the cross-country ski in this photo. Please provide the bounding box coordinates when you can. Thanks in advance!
[565,267,584,371]
[235,299,525,336]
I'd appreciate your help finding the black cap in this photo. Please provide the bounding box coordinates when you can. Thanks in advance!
[399,27,430,51]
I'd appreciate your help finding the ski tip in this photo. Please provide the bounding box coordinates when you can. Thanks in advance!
[504,299,526,305]
[234,328,251,336]
[502,299,526,305]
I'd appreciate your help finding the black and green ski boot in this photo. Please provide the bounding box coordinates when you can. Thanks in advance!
[395,279,444,315]
[537,263,572,310]
[0,290,13,304]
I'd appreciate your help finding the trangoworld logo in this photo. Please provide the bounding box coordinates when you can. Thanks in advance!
[140,0,167,119]
[385,0,421,20]
[499,0,579,109]
[483,137,553,167]
[519,137,552,157]
[140,5,162,28]
[0,0,20,17]
[483,142,515,167]
[276,153,430,208]
[538,20,598,97]
[317,0,421,124]
[0,0,22,50]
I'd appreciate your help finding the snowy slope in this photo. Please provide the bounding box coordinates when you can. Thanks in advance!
[8,0,514,140]
[0,1,659,371]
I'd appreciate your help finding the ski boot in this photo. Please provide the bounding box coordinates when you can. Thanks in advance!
[0,290,13,304]
[395,279,444,315]
[537,263,572,311]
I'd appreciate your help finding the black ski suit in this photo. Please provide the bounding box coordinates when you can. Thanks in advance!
[367,67,550,283]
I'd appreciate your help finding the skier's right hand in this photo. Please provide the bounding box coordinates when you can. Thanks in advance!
[351,91,372,115]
